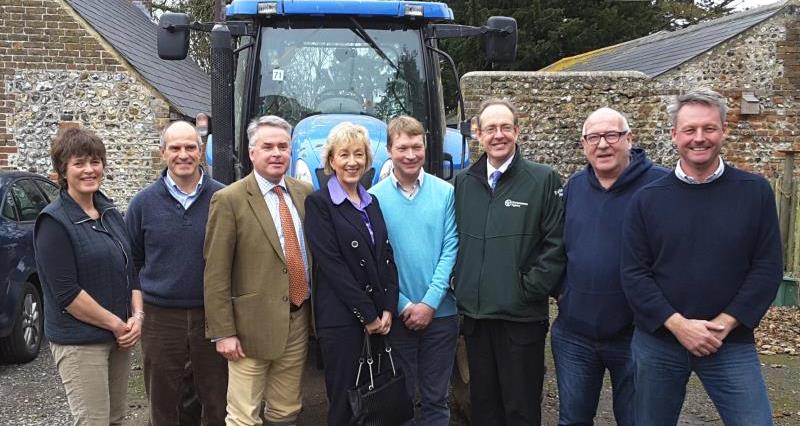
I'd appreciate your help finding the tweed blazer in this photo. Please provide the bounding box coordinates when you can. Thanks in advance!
[204,172,312,360]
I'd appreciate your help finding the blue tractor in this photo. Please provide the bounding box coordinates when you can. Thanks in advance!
[157,0,517,187]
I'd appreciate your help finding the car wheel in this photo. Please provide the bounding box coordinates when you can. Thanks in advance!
[0,282,43,363]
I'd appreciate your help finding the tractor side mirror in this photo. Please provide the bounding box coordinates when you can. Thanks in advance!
[158,12,191,60]
[484,16,517,64]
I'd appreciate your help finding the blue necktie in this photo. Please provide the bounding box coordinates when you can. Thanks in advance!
[490,170,502,192]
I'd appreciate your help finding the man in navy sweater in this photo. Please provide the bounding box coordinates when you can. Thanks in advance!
[553,108,667,426]
[621,88,782,426]
[126,121,227,425]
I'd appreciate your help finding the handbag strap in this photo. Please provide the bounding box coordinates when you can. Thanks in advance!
[354,330,376,390]
[382,339,398,377]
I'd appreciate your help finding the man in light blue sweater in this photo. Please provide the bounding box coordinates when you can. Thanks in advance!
[369,116,459,426]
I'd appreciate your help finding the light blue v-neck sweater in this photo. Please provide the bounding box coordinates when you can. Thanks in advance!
[369,173,458,317]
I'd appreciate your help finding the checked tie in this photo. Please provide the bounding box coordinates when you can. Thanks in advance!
[273,186,308,306]
[490,170,502,192]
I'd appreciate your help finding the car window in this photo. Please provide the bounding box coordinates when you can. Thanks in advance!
[35,179,60,202]
[1,191,17,221]
[11,180,49,222]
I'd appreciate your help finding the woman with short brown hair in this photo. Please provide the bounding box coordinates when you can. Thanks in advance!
[34,127,141,425]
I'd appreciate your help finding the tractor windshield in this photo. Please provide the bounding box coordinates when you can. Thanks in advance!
[255,23,428,126]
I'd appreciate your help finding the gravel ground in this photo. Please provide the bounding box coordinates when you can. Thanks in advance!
[0,340,70,425]
[2,315,798,426]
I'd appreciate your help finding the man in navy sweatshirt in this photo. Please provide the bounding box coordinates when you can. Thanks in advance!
[621,88,782,426]
[553,107,667,426]
[126,121,227,425]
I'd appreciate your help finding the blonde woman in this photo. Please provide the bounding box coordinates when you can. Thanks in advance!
[304,122,399,425]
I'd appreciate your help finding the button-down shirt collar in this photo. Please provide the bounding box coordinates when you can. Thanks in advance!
[487,153,514,182]
[674,157,725,184]
[164,170,203,209]
[390,167,425,200]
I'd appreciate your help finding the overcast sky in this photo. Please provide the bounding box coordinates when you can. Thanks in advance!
[732,0,783,10]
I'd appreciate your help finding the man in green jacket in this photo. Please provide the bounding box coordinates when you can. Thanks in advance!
[454,98,566,426]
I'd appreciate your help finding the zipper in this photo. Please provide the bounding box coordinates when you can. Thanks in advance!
[477,174,492,315]
[94,206,132,318]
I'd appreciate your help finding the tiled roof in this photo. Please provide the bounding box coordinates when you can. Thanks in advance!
[67,0,211,118]
[543,2,787,77]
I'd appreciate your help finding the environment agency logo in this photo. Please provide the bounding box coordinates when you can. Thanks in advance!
[504,199,528,208]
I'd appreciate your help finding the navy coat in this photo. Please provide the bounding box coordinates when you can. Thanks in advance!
[305,187,398,329]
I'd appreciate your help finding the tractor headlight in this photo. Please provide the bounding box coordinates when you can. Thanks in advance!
[257,1,278,15]
[378,159,393,181]
[294,158,313,185]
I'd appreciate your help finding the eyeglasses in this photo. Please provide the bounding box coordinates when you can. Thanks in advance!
[480,124,516,135]
[582,131,628,145]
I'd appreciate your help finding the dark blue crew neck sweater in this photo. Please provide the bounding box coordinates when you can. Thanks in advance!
[125,171,225,308]
[558,148,668,340]
[621,167,782,343]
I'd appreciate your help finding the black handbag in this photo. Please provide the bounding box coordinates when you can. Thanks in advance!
[347,330,414,426]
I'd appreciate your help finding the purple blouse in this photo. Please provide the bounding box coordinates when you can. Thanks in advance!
[327,176,375,244]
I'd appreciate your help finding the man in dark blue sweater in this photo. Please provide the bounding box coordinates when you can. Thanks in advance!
[553,108,667,426]
[621,89,782,426]
[126,121,227,426]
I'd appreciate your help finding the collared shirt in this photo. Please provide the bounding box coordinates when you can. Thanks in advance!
[674,157,725,184]
[164,170,204,209]
[390,167,425,200]
[253,172,310,289]
[327,176,375,244]
[486,153,515,183]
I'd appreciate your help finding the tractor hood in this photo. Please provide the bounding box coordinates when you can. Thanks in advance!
[290,114,390,189]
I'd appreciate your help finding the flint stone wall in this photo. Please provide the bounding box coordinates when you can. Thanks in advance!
[1,0,172,208]
[461,9,800,180]
[7,70,167,205]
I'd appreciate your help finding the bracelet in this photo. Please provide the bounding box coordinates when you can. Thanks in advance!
[133,311,145,320]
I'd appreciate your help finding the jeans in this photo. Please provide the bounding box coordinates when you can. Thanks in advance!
[632,328,773,426]
[550,318,634,426]
[390,315,459,426]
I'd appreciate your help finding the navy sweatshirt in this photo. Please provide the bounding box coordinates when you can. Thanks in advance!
[621,166,782,343]
[558,148,668,340]
[125,170,225,308]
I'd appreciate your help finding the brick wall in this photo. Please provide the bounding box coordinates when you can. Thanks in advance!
[0,0,123,163]
[0,0,172,207]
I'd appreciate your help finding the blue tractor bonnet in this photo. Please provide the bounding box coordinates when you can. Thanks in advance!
[291,114,389,189]
[227,0,454,20]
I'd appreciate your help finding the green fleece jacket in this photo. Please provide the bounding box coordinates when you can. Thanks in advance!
[453,150,566,322]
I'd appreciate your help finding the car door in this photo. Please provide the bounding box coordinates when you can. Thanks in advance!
[0,188,23,327]
[6,179,51,285]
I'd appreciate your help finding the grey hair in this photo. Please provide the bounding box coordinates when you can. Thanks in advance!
[159,120,202,148]
[247,115,293,147]
[667,88,728,127]
[581,107,631,136]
